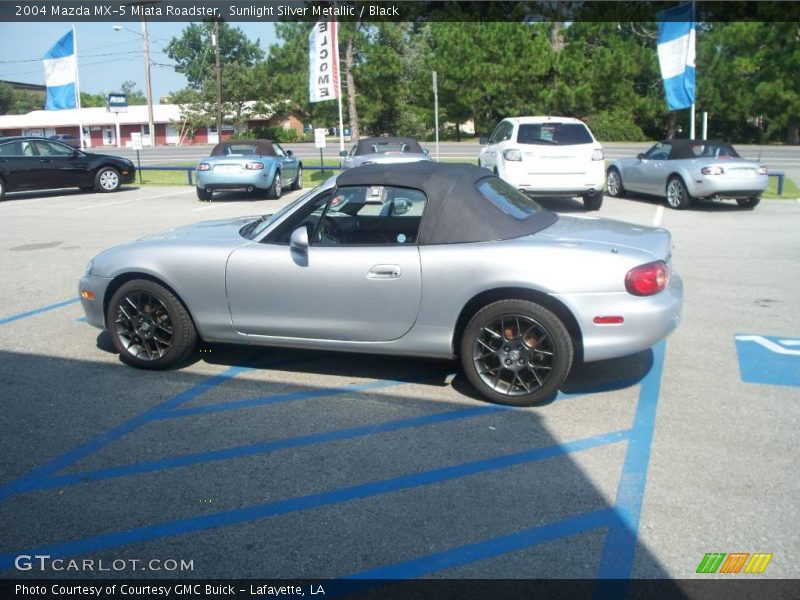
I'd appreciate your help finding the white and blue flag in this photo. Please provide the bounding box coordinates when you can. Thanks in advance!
[656,3,695,111]
[43,30,78,110]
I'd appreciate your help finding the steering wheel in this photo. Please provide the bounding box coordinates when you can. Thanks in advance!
[318,218,339,244]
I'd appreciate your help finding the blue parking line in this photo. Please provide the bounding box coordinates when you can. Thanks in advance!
[0,429,628,570]
[594,341,666,588]
[18,405,503,494]
[0,297,79,326]
[0,365,253,503]
[342,509,616,581]
[157,373,445,420]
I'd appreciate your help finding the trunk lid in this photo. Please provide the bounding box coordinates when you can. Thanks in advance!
[541,215,672,260]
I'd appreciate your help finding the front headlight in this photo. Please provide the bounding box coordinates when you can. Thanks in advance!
[84,259,94,275]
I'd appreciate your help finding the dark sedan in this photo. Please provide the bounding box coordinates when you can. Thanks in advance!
[0,136,135,200]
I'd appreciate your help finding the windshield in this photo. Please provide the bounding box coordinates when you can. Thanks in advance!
[240,188,317,240]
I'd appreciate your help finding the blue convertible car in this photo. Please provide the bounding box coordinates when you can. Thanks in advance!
[195,139,302,201]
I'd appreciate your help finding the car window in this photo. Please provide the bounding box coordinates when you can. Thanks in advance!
[273,143,286,158]
[265,190,334,244]
[488,122,505,145]
[224,144,259,156]
[0,141,24,156]
[33,140,74,156]
[315,185,427,246]
[476,177,546,220]
[689,143,741,158]
[644,143,671,160]
[517,123,593,145]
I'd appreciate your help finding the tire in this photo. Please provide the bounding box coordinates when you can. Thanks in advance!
[268,171,282,199]
[460,299,574,406]
[0,177,5,201]
[665,176,692,210]
[291,166,303,190]
[606,167,625,198]
[736,196,761,209]
[95,167,121,193]
[582,190,604,211]
[106,279,197,370]
[196,187,213,201]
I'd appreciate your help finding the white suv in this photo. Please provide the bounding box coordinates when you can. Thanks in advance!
[479,116,606,210]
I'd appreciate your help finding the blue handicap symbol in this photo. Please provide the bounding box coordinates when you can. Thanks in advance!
[734,334,800,387]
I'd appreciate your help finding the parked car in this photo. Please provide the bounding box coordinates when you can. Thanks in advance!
[0,136,135,200]
[606,139,768,209]
[195,140,302,201]
[80,162,682,406]
[341,137,431,169]
[479,116,606,211]
[49,133,81,148]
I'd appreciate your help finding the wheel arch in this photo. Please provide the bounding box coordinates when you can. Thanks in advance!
[103,271,199,333]
[451,287,584,362]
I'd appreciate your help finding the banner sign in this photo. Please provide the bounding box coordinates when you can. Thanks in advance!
[308,20,339,103]
[656,2,696,111]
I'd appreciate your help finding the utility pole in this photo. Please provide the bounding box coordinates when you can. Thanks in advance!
[141,17,156,147]
[212,21,222,137]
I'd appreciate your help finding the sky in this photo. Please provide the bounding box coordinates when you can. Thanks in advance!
[0,22,277,101]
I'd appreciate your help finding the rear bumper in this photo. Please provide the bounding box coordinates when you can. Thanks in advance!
[555,272,683,363]
[196,170,273,190]
[503,160,605,196]
[687,174,768,198]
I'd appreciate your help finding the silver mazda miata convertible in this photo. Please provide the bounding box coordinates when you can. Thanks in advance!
[80,162,682,405]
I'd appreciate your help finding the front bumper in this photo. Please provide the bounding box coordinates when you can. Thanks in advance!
[120,167,136,184]
[555,271,683,363]
[196,169,273,191]
[78,274,114,329]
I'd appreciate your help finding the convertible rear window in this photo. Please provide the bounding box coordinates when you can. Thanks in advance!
[476,178,546,220]
[517,123,593,145]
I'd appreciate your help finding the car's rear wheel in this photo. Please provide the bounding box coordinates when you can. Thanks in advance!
[582,190,604,211]
[268,171,282,199]
[107,279,196,370]
[736,196,761,209]
[606,167,625,197]
[196,187,213,201]
[95,167,121,193]
[665,176,691,210]
[460,299,573,406]
[291,166,303,190]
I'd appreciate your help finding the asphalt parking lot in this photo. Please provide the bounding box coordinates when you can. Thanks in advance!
[0,184,799,590]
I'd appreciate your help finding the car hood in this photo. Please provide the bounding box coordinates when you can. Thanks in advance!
[139,216,260,242]
[540,215,672,260]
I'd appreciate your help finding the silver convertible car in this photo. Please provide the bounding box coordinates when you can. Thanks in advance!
[606,139,768,209]
[340,136,431,169]
[195,140,302,201]
[79,162,682,406]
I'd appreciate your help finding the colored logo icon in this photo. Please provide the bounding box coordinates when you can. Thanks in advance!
[696,552,773,574]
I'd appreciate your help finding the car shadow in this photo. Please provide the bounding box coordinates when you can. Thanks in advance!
[534,195,591,213]
[2,188,87,202]
[204,190,270,203]
[613,192,749,212]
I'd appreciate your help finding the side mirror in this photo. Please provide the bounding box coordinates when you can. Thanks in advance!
[286,149,293,157]
[479,136,489,145]
[339,150,348,157]
[422,148,429,156]
[637,153,645,161]
[290,226,309,254]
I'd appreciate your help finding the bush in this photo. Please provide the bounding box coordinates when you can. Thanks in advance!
[585,111,647,142]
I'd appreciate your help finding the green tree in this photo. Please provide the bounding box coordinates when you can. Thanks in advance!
[0,83,15,114]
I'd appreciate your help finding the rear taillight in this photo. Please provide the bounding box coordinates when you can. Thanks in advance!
[246,162,264,170]
[625,261,669,296]
[503,149,522,161]
[592,148,604,161]
[197,163,211,171]
[758,166,768,175]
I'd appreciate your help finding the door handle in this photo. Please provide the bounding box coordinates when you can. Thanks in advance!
[367,264,401,279]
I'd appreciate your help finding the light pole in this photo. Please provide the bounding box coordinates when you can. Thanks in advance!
[113,23,156,147]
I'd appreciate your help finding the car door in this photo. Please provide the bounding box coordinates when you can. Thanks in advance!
[625,143,671,194]
[0,140,41,189]
[273,142,298,183]
[31,140,86,189]
[225,186,425,342]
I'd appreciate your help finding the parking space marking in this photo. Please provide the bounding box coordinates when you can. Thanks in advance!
[75,189,194,210]
[15,405,503,495]
[653,205,664,227]
[0,429,628,570]
[0,297,79,326]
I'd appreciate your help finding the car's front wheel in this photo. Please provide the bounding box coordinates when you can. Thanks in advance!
[196,187,213,201]
[460,299,573,406]
[95,167,121,193]
[736,196,761,209]
[291,166,303,190]
[582,190,604,211]
[665,176,692,210]
[268,171,282,199]
[107,279,197,370]
[606,167,625,197]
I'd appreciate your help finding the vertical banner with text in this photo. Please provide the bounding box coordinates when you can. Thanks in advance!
[308,20,339,103]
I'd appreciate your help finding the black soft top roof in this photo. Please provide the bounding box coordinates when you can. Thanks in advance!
[211,140,277,157]
[354,137,423,156]
[665,139,739,160]
[335,161,557,245]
